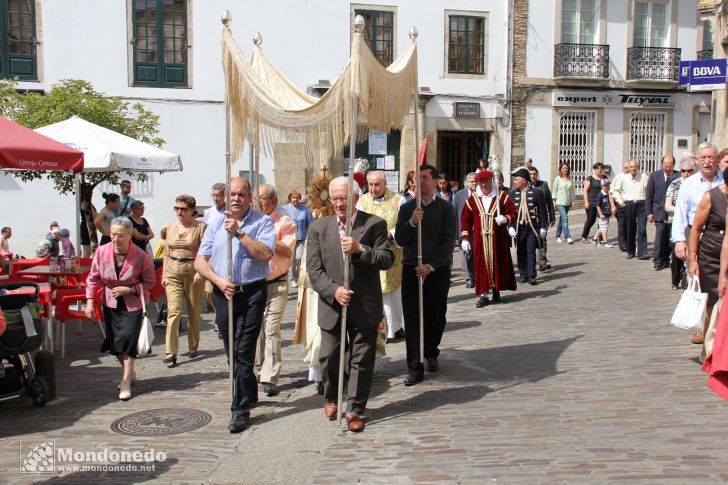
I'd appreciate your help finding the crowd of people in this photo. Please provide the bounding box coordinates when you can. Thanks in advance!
[7,142,728,432]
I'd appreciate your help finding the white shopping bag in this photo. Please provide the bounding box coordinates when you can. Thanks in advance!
[671,276,708,332]
[136,285,154,355]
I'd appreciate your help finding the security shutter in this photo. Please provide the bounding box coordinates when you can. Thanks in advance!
[558,111,596,194]
[628,112,666,174]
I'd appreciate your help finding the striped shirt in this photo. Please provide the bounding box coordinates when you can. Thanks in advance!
[198,209,276,285]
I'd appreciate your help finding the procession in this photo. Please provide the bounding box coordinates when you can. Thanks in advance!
[2,1,728,483]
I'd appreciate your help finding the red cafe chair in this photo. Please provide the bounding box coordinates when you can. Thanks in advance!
[53,288,105,359]
[11,255,50,279]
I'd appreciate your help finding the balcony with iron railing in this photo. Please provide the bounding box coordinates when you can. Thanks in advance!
[697,49,714,60]
[626,46,681,81]
[554,43,610,79]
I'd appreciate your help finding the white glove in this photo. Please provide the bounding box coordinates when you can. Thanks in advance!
[460,240,471,253]
[508,227,516,238]
[495,215,507,225]
[540,229,547,238]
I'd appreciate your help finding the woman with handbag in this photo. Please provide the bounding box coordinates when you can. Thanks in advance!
[162,195,206,367]
[85,217,155,401]
[688,165,728,345]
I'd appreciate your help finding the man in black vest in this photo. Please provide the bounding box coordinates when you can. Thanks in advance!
[509,168,548,285]
[529,166,555,271]
[646,154,679,270]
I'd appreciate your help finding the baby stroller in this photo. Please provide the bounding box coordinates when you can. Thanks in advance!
[0,282,50,406]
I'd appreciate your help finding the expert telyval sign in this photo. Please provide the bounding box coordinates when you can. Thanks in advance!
[553,90,675,108]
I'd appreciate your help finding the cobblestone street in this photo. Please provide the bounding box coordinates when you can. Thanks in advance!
[2,212,728,484]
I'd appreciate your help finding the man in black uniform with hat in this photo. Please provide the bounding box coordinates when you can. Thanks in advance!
[508,167,548,285]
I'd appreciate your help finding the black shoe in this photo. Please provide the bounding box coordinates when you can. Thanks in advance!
[264,383,279,397]
[316,381,324,395]
[636,255,650,260]
[475,295,490,308]
[626,254,635,259]
[538,263,551,271]
[188,351,198,359]
[529,278,538,286]
[426,357,439,372]
[228,413,250,433]
[519,276,528,283]
[492,291,501,303]
[163,355,177,368]
[393,328,405,339]
[404,372,423,386]
[465,281,474,289]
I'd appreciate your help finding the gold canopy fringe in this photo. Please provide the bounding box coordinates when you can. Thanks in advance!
[221,26,418,165]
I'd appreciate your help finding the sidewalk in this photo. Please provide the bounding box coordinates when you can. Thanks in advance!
[2,212,727,483]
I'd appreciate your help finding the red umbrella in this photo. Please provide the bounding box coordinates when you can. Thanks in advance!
[0,116,84,172]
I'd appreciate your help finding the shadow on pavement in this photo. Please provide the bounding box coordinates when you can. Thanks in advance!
[443,320,481,333]
[368,336,582,423]
[503,286,566,302]
[33,457,179,484]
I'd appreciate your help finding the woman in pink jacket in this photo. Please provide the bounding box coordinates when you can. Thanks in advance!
[85,217,155,401]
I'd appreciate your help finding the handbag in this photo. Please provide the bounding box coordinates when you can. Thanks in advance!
[702,297,722,362]
[671,276,708,332]
[136,284,154,355]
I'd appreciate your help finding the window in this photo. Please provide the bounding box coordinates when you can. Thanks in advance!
[561,0,596,44]
[703,20,714,51]
[0,0,37,80]
[629,112,666,173]
[133,0,187,87]
[634,1,667,48]
[354,9,394,67]
[558,111,596,194]
[448,15,485,75]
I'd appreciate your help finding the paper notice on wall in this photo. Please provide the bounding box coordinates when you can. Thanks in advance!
[376,157,385,169]
[384,171,399,192]
[384,155,395,170]
[368,130,387,155]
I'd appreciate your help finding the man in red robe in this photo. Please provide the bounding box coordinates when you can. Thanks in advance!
[460,170,518,307]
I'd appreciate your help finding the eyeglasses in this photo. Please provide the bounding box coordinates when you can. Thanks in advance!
[681,169,694,174]
[173,206,191,212]
[211,193,224,199]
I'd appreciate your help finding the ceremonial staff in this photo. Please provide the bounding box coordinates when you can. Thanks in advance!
[336,14,365,426]
[221,10,235,397]
[409,26,424,365]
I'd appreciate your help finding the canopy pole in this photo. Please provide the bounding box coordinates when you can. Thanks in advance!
[74,173,81,256]
[222,10,235,398]
[409,27,424,366]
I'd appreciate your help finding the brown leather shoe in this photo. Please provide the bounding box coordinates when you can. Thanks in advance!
[346,413,365,432]
[324,400,338,419]
[691,331,705,345]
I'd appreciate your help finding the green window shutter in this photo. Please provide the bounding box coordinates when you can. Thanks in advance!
[133,0,187,88]
[0,0,37,81]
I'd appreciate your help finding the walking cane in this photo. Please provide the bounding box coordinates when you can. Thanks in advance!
[410,26,424,366]
[222,11,235,399]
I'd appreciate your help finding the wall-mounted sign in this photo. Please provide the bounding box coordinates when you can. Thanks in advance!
[552,90,675,108]
[679,59,727,91]
[368,130,387,155]
[453,102,480,118]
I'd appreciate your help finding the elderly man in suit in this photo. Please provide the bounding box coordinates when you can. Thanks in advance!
[306,176,394,432]
[646,154,678,270]
[452,172,477,288]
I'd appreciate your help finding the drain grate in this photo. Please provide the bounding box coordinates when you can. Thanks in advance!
[110,408,212,436]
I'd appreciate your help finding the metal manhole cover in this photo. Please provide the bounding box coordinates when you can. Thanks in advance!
[110,408,212,436]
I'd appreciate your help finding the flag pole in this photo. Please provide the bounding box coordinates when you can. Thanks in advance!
[221,10,235,398]
[252,33,262,209]
[409,26,424,366]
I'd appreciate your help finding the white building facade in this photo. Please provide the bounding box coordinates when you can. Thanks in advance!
[520,0,712,193]
[0,0,510,256]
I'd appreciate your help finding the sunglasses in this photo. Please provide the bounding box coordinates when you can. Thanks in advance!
[681,169,694,174]
[173,206,191,212]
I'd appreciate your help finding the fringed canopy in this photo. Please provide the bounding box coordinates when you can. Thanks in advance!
[221,25,418,165]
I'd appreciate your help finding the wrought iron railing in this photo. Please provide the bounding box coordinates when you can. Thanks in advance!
[626,47,681,81]
[554,43,610,79]
[697,49,714,60]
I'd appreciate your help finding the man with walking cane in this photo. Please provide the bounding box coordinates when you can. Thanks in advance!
[194,177,276,433]
[306,176,393,432]
[396,164,457,386]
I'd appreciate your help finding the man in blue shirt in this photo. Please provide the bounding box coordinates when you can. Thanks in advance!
[115,180,137,218]
[195,177,276,433]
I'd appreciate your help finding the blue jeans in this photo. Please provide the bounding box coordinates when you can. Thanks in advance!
[555,204,571,238]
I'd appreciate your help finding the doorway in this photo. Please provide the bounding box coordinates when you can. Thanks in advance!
[437,131,488,185]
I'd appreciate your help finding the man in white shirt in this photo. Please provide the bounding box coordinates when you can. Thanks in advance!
[611,160,648,259]
[672,142,722,260]
[609,162,630,252]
